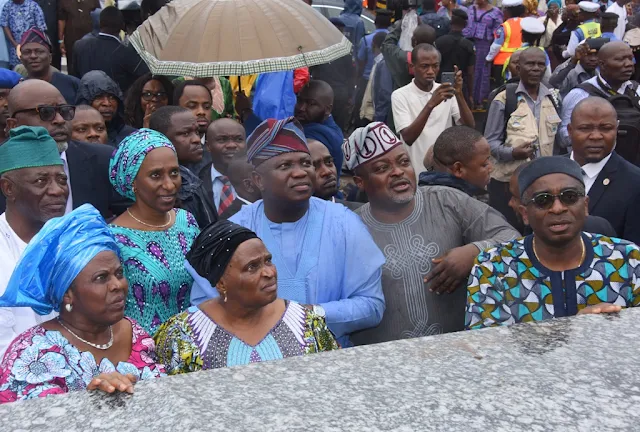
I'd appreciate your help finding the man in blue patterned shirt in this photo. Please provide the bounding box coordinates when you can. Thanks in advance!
[466,156,640,329]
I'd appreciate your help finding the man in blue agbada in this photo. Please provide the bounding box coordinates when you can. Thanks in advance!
[189,117,386,347]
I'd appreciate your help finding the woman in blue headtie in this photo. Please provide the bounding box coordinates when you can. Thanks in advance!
[0,205,164,404]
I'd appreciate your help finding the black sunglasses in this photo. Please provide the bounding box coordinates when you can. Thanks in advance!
[141,91,168,101]
[526,189,585,210]
[12,104,76,121]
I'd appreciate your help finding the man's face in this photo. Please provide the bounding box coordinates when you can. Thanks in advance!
[206,118,246,171]
[253,152,314,204]
[456,138,493,190]
[521,173,588,247]
[413,50,440,87]
[508,173,522,223]
[0,88,10,118]
[71,108,107,144]
[600,45,635,84]
[568,102,617,165]
[20,42,51,76]
[1,165,69,224]
[355,146,416,208]
[294,88,330,124]
[8,86,71,146]
[178,85,212,135]
[90,93,118,124]
[508,52,521,78]
[517,49,546,87]
[581,51,599,71]
[308,139,338,200]
[165,111,203,165]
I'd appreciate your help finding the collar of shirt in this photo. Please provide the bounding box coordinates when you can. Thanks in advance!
[98,32,122,43]
[210,163,226,180]
[570,151,613,179]
[594,72,635,95]
[410,79,439,96]
[237,196,252,205]
[515,81,551,103]
[374,52,384,64]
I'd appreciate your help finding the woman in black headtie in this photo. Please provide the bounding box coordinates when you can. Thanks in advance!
[154,220,339,374]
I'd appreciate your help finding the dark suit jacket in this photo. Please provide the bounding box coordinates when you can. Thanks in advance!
[588,152,640,245]
[0,140,129,219]
[71,34,149,94]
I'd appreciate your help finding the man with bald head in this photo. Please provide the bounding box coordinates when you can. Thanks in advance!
[568,96,640,244]
[560,41,639,149]
[0,80,128,218]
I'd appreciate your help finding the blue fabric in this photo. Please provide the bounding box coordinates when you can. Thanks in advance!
[223,197,385,347]
[0,205,120,315]
[0,0,46,67]
[252,72,296,120]
[373,58,393,123]
[0,67,19,88]
[109,128,175,201]
[547,0,561,7]
[340,0,365,50]
[0,0,10,65]
[356,29,388,79]
[601,31,620,41]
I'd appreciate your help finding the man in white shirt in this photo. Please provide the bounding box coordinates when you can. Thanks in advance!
[567,96,640,244]
[0,125,68,356]
[606,0,632,41]
[391,43,474,179]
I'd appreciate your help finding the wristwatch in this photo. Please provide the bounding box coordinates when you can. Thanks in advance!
[312,305,326,318]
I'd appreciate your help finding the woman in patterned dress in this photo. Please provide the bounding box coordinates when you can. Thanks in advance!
[0,205,164,404]
[108,129,200,336]
[154,220,339,374]
[463,0,503,108]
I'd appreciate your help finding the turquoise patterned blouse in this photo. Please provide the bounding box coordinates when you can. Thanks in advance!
[109,209,200,335]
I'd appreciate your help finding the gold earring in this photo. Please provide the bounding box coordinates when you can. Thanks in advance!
[221,290,227,303]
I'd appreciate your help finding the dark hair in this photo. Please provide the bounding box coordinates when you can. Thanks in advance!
[123,73,175,129]
[140,0,170,20]
[148,105,190,136]
[600,12,618,32]
[451,9,468,27]
[99,7,125,32]
[372,31,387,49]
[505,4,526,17]
[173,80,212,106]
[433,126,484,165]
[422,0,436,11]
[411,43,441,64]
[375,12,392,28]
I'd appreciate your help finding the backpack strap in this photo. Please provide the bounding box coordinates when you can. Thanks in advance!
[503,82,519,127]
[578,82,609,98]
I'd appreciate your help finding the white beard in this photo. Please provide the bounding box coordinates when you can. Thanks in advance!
[57,141,68,153]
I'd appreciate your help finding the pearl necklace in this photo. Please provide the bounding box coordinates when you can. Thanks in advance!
[58,319,114,350]
[127,208,173,229]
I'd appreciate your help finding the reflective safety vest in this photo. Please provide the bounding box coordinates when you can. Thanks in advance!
[577,21,601,41]
[494,18,523,66]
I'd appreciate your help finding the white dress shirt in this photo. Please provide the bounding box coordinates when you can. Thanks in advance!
[0,213,57,358]
[571,152,613,194]
[60,151,74,215]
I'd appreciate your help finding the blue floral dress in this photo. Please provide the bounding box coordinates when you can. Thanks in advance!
[0,0,47,67]
[109,209,200,336]
[0,318,164,403]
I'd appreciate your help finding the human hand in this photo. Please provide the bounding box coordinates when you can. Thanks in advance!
[427,83,455,109]
[572,43,588,64]
[512,143,535,160]
[59,41,66,56]
[424,244,479,294]
[142,103,155,129]
[453,65,463,94]
[87,372,137,394]
[235,91,252,118]
[578,303,622,315]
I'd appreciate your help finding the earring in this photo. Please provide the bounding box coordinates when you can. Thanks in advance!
[65,303,73,312]
[221,290,227,303]
[132,186,137,194]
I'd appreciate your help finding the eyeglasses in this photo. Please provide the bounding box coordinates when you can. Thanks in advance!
[526,189,585,210]
[12,104,76,121]
[141,91,168,101]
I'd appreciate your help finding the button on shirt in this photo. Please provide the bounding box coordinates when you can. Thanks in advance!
[571,151,612,193]
[210,164,237,210]
[60,151,73,215]
[392,80,461,179]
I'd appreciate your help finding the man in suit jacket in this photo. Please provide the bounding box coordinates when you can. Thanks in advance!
[71,7,149,94]
[0,79,129,218]
[567,96,640,245]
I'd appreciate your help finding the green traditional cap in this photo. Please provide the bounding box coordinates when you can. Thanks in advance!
[0,126,63,174]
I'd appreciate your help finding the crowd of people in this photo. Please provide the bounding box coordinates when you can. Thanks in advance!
[0,0,639,405]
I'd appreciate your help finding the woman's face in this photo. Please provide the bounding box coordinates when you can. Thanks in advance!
[133,147,181,213]
[219,239,277,310]
[64,251,128,326]
[548,3,559,16]
[140,79,169,115]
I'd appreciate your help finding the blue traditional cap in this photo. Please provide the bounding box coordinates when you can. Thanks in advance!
[518,156,584,199]
[246,117,309,167]
[0,205,121,315]
[0,68,21,89]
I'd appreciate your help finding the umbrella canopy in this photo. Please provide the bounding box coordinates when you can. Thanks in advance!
[130,0,353,77]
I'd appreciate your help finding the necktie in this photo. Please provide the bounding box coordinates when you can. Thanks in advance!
[218,175,235,215]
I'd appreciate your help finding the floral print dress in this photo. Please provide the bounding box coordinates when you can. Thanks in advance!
[0,318,164,403]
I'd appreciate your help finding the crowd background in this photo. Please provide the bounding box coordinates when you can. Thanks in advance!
[0,0,639,406]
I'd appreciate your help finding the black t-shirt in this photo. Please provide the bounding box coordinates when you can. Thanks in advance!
[436,32,476,75]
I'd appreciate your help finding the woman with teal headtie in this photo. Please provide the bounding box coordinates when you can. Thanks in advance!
[0,205,165,404]
[108,129,200,336]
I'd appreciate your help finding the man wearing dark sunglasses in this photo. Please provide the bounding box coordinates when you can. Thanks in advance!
[467,156,640,330]
[0,79,129,220]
